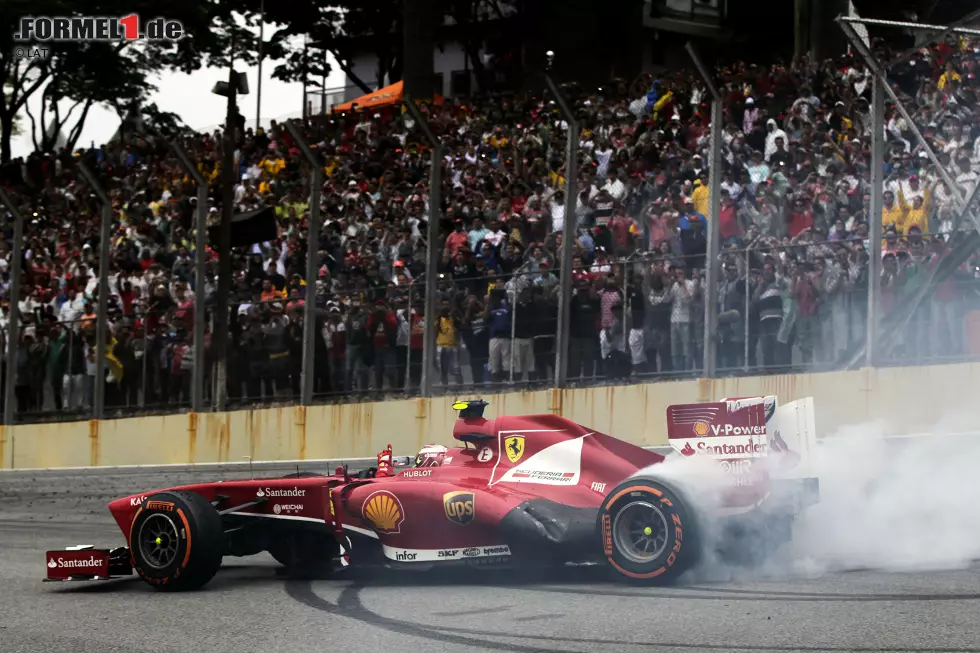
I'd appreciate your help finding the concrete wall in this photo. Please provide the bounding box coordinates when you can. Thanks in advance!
[4,362,977,470]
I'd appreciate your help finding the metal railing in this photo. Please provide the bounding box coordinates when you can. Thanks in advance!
[5,25,980,425]
[2,230,980,425]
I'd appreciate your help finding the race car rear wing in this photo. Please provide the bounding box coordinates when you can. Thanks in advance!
[666,395,817,480]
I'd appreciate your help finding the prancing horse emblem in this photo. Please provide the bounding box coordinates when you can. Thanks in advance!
[504,436,525,464]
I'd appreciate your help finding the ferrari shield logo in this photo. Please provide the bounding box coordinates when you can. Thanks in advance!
[504,436,525,464]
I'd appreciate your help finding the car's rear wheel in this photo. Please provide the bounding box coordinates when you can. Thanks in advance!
[130,491,223,591]
[598,479,700,584]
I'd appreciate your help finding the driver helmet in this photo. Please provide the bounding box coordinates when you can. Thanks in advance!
[415,444,449,468]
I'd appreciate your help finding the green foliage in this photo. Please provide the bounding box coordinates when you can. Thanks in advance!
[0,0,246,162]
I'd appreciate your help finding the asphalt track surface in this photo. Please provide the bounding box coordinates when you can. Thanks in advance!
[2,465,980,653]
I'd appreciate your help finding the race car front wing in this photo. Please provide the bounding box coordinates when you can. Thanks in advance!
[44,545,132,582]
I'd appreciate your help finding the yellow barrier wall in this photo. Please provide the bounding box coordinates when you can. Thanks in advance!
[5,362,975,469]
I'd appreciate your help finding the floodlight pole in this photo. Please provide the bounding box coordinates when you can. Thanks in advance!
[256,0,265,130]
[76,162,112,420]
[213,62,239,412]
[170,143,209,412]
[0,189,25,425]
[686,42,723,378]
[403,93,441,397]
[543,72,578,389]
[284,121,323,406]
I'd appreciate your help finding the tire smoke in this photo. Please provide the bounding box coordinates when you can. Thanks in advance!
[636,416,980,582]
[793,417,980,574]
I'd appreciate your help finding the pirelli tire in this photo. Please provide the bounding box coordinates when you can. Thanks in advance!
[130,491,223,591]
[598,479,700,585]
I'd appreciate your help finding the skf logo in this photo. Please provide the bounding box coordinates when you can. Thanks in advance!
[362,490,405,534]
[602,514,613,556]
[504,435,525,463]
[443,491,475,525]
[694,420,709,436]
[590,482,606,494]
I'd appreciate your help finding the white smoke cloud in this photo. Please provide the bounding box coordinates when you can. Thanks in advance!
[635,412,980,582]
[793,416,980,574]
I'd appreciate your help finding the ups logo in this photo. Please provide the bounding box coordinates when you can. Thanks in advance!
[443,491,475,525]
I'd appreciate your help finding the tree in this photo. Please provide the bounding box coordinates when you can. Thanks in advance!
[0,0,240,162]
[1,82,22,138]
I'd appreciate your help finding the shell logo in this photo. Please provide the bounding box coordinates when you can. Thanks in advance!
[362,490,405,534]
[694,421,710,436]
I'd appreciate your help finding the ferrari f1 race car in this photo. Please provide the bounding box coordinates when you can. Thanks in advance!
[44,396,818,590]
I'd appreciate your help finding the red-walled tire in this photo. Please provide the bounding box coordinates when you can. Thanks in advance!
[598,479,700,585]
[130,491,223,591]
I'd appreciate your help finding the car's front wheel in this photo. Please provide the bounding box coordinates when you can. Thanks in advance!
[130,490,223,591]
[598,479,700,584]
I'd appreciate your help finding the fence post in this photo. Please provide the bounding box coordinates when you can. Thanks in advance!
[743,246,750,373]
[403,93,441,398]
[686,42,723,379]
[839,17,980,365]
[284,121,324,406]
[67,326,75,409]
[865,77,885,367]
[509,279,517,384]
[543,71,578,389]
[170,143,209,412]
[0,189,25,425]
[405,281,414,390]
[76,162,112,420]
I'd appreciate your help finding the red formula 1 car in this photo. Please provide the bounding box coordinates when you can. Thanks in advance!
[44,396,818,590]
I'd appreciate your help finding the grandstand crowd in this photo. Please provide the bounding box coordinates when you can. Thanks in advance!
[1,35,979,419]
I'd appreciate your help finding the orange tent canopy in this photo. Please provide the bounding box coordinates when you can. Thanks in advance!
[332,81,404,114]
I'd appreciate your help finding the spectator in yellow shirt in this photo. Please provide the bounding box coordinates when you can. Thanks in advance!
[260,156,285,176]
[898,185,931,234]
[901,194,930,234]
[435,298,462,385]
[881,189,906,231]
[938,62,962,91]
[691,177,709,218]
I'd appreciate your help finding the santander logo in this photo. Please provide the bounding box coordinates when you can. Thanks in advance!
[48,556,101,569]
